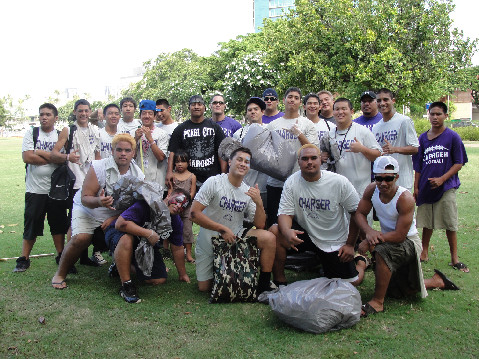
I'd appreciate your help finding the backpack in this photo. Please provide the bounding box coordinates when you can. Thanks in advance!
[48,125,77,201]
[25,127,60,176]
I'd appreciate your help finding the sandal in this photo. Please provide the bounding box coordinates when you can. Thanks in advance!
[360,303,383,318]
[450,262,469,273]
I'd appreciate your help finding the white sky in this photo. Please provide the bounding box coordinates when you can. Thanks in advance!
[0,0,477,115]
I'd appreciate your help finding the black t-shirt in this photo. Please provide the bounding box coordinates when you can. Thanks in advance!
[168,119,225,183]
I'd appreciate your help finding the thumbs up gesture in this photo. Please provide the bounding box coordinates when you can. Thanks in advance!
[347,137,363,153]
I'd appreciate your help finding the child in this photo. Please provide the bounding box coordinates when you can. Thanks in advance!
[413,101,469,272]
[168,150,197,263]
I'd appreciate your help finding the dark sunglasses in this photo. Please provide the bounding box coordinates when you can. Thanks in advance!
[211,101,225,105]
[374,175,396,182]
[263,96,277,102]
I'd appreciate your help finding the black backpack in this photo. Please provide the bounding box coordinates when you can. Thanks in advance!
[48,125,77,201]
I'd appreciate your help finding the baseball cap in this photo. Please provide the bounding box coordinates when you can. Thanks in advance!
[360,91,377,100]
[189,95,205,105]
[246,97,266,111]
[373,156,399,174]
[139,100,158,112]
[262,88,279,98]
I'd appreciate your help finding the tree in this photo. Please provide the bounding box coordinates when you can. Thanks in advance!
[261,0,477,109]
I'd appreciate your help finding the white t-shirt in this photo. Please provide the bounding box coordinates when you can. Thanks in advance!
[266,116,320,188]
[22,127,60,194]
[195,173,256,241]
[233,124,268,193]
[313,118,336,143]
[372,113,419,191]
[137,127,169,187]
[99,128,116,159]
[156,121,178,139]
[278,170,359,252]
[332,122,381,196]
[118,118,142,137]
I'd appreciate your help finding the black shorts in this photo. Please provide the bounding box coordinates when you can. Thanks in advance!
[23,193,69,241]
[266,185,283,228]
[289,220,358,280]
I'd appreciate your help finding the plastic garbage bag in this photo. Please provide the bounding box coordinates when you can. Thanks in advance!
[320,133,341,172]
[242,123,297,182]
[267,277,361,333]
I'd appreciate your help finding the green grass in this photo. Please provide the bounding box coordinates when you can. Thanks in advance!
[1,137,478,358]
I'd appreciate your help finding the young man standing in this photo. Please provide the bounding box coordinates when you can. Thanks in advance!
[303,92,335,143]
[155,98,178,139]
[118,97,141,137]
[372,88,419,193]
[265,87,319,227]
[261,88,284,124]
[99,104,121,159]
[190,147,276,294]
[354,91,383,131]
[14,103,69,272]
[209,94,241,137]
[318,90,336,125]
[134,100,169,186]
[413,102,469,272]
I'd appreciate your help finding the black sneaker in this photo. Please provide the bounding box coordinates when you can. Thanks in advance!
[119,280,141,303]
[108,262,119,278]
[13,256,30,272]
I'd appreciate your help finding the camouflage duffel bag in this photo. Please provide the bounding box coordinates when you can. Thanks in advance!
[210,235,259,303]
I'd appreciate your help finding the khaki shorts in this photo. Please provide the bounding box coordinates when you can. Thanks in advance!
[416,189,458,231]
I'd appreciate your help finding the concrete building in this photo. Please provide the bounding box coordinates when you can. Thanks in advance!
[254,0,295,32]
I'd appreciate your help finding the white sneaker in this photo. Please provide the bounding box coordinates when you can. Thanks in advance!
[90,251,107,266]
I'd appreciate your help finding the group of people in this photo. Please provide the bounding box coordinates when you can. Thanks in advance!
[16,87,469,316]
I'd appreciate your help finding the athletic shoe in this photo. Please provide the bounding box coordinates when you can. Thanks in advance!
[108,262,119,278]
[13,256,30,272]
[119,280,141,303]
[90,251,107,266]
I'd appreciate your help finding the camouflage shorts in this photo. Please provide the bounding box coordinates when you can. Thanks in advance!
[210,234,259,303]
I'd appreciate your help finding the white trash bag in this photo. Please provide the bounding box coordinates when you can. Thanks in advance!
[268,278,361,333]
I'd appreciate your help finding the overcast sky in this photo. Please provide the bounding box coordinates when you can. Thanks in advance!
[1,0,477,114]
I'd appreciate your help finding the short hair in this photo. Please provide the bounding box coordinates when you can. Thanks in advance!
[120,97,137,109]
[317,90,333,99]
[173,149,190,164]
[74,99,91,111]
[111,133,136,150]
[230,146,252,160]
[303,93,320,106]
[284,87,302,98]
[103,103,120,116]
[334,97,353,110]
[210,93,225,103]
[155,98,170,107]
[377,88,395,99]
[429,101,448,114]
[39,103,58,117]
[297,144,321,158]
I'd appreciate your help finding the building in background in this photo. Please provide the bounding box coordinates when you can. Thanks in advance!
[254,0,296,32]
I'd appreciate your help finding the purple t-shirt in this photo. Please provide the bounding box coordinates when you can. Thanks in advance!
[113,200,184,246]
[413,128,468,206]
[215,116,242,137]
[262,111,285,124]
[354,113,383,131]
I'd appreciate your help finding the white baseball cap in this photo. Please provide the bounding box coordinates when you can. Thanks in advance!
[373,156,399,174]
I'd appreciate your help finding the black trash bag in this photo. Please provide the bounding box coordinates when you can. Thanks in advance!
[268,278,361,333]
[242,123,297,182]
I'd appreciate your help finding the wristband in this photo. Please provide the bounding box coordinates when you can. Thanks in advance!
[147,230,156,242]
[66,154,70,162]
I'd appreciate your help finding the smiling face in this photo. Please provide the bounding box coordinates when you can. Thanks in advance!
[189,102,206,119]
[304,97,320,118]
[319,93,333,114]
[228,151,251,178]
[156,104,171,124]
[74,104,91,127]
[374,172,399,195]
[376,92,395,117]
[140,110,156,127]
[105,106,120,127]
[333,100,353,129]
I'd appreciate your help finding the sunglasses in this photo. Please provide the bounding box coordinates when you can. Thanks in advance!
[211,101,225,105]
[374,175,396,182]
[263,96,278,102]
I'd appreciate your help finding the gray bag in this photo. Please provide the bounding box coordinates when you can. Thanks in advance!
[242,123,297,182]
[267,278,361,333]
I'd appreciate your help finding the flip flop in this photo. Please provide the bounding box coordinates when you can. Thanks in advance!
[451,262,469,273]
[52,280,67,290]
[360,303,383,318]
[434,269,460,290]
[186,259,196,264]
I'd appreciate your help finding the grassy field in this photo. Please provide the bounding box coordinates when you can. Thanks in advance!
[1,137,478,359]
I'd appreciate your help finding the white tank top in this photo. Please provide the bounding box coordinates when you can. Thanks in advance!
[372,186,418,237]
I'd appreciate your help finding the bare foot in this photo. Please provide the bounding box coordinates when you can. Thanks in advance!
[179,274,191,283]
[420,251,428,262]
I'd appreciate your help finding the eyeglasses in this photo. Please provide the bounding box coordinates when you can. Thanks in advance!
[374,175,396,182]
[211,101,225,105]
[263,97,277,102]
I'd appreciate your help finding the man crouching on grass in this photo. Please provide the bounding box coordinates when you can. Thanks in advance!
[105,188,191,303]
[51,134,143,289]
[355,156,460,318]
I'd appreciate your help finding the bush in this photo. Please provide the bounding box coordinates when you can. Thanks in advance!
[453,126,479,141]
